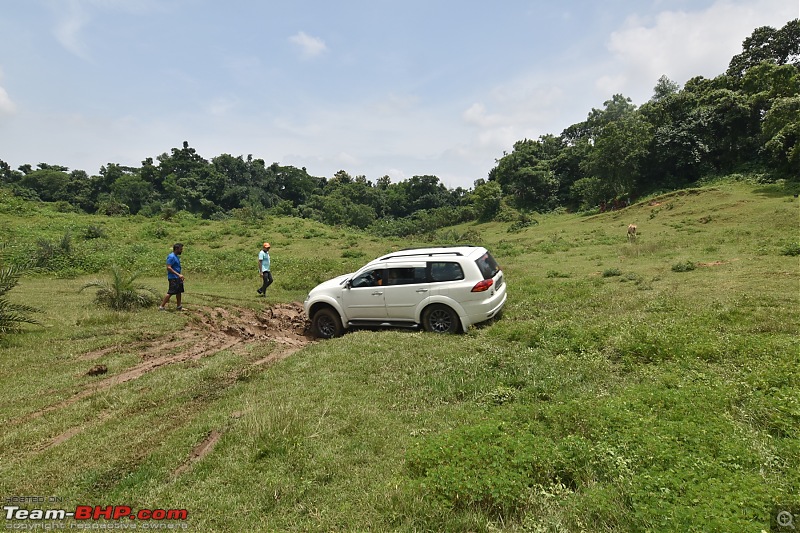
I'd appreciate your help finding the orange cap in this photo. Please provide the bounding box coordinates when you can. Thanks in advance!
[263,242,271,248]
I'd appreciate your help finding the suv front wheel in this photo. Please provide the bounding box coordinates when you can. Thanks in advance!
[312,307,343,339]
[422,304,460,334]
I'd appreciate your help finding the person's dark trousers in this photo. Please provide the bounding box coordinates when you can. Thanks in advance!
[258,271,273,294]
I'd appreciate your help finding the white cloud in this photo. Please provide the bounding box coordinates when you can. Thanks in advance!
[604,0,799,101]
[0,68,15,116]
[289,31,328,59]
[52,0,92,59]
[0,85,15,116]
[463,103,503,128]
[384,168,406,182]
[47,0,170,60]
[334,151,360,167]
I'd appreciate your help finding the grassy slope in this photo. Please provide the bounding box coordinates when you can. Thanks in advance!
[0,180,798,532]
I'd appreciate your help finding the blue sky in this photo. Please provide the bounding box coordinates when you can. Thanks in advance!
[0,0,797,189]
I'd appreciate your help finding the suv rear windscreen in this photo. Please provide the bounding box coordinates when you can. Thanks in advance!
[475,252,500,279]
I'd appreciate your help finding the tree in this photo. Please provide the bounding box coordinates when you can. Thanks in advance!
[273,164,324,207]
[0,160,22,184]
[18,168,72,202]
[111,174,153,214]
[471,180,503,221]
[652,75,681,102]
[727,20,800,78]
[489,135,564,211]
[693,87,756,169]
[570,176,614,211]
[583,94,638,142]
[405,175,455,212]
[762,96,800,175]
[582,113,653,198]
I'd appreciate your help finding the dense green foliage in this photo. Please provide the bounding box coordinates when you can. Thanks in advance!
[1,21,797,235]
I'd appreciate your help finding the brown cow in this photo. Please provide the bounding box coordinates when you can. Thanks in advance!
[627,224,637,243]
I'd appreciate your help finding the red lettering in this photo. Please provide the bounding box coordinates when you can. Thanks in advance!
[94,506,114,519]
[74,506,92,520]
[113,506,132,520]
[167,509,188,520]
[74,504,188,522]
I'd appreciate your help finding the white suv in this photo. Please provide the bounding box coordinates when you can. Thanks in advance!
[304,246,507,338]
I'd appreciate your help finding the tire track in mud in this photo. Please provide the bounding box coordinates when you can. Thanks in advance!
[171,430,223,477]
[15,303,314,427]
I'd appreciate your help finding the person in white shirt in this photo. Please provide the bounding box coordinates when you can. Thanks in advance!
[256,242,273,296]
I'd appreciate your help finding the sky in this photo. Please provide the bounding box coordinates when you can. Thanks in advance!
[0,1,797,190]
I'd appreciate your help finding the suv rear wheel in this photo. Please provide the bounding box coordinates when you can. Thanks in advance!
[422,304,459,334]
[312,307,343,339]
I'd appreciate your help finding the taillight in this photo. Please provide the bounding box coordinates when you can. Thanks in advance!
[471,279,494,292]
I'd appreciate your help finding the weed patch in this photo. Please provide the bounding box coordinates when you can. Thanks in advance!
[671,260,697,272]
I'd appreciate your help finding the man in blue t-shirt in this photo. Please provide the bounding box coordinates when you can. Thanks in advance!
[257,242,273,296]
[159,243,185,311]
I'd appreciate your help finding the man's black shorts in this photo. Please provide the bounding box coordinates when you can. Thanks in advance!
[167,279,184,295]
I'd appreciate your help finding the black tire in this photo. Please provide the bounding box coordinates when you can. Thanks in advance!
[312,307,343,339]
[422,304,460,334]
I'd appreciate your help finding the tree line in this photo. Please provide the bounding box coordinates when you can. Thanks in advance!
[1,21,797,236]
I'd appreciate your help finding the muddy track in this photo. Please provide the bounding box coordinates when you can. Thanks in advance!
[17,302,314,426]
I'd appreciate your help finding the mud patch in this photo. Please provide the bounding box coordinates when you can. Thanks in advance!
[16,303,314,426]
[698,259,738,267]
[85,364,108,376]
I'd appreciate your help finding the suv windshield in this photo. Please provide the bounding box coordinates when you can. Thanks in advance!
[475,252,500,279]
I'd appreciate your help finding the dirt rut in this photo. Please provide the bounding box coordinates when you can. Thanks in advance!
[19,302,314,426]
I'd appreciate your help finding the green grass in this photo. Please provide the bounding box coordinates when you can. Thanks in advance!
[0,180,798,531]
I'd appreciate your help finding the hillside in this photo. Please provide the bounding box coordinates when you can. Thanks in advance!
[0,179,798,532]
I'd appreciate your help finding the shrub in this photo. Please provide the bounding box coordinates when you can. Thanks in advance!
[602,268,622,277]
[79,266,160,311]
[34,231,73,269]
[780,243,800,256]
[671,260,696,272]
[341,249,366,259]
[507,214,539,233]
[482,385,518,406]
[0,257,40,335]
[83,225,107,240]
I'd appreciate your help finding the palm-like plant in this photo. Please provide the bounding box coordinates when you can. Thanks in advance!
[0,262,41,335]
[80,265,160,311]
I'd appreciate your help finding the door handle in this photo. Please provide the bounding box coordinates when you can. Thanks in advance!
[416,288,428,293]
[372,291,383,296]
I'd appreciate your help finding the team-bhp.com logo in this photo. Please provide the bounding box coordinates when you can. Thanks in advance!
[5,505,188,527]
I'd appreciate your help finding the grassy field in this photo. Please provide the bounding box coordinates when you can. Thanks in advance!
[0,179,798,532]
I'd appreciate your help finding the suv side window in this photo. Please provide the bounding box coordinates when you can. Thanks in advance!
[351,269,384,288]
[386,267,427,285]
[429,262,464,282]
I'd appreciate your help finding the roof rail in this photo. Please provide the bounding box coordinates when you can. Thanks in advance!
[396,245,475,251]
[378,251,464,261]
